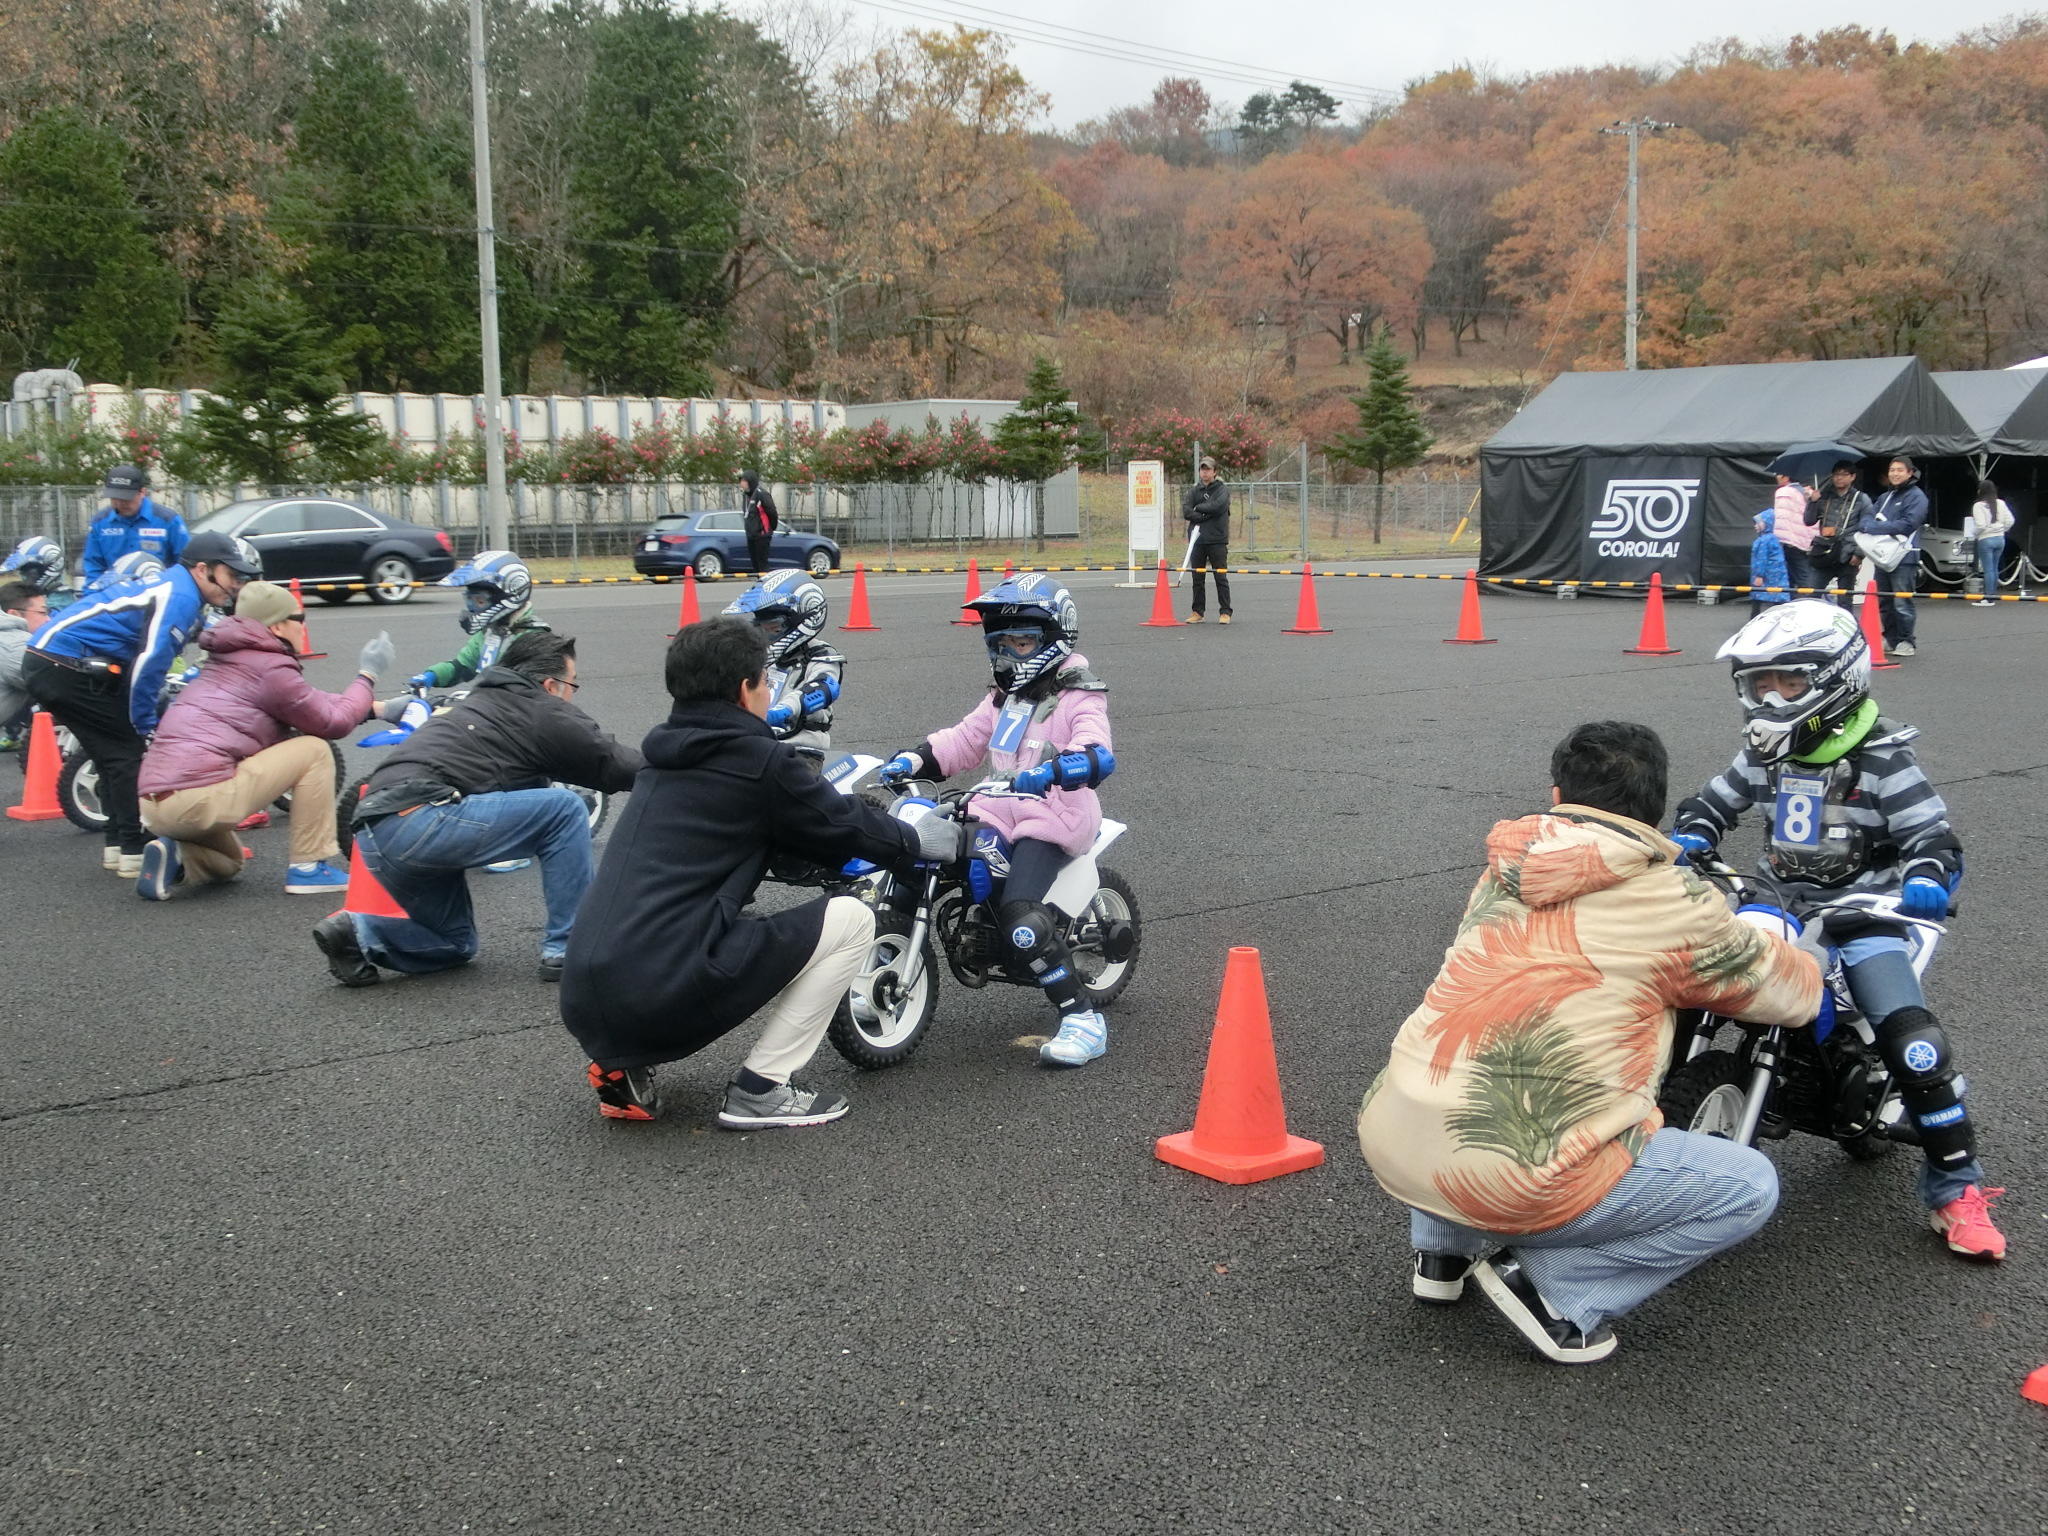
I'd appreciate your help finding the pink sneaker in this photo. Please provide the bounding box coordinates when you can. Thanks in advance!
[1930,1185,2007,1260]
[237,810,271,831]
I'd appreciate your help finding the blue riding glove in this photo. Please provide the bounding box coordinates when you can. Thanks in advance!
[1010,762,1055,797]
[408,669,438,690]
[1899,877,1948,920]
[1670,831,1714,865]
[878,752,921,785]
[764,703,795,729]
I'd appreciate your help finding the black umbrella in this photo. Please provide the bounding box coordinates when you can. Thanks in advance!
[1767,441,1865,483]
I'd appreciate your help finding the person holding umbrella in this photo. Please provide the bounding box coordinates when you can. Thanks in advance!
[1767,442,1864,607]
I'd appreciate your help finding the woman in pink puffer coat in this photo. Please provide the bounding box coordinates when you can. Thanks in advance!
[135,580,390,899]
[878,575,1117,1068]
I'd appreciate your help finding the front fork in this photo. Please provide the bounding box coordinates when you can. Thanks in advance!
[1734,1026,1784,1146]
[881,868,941,998]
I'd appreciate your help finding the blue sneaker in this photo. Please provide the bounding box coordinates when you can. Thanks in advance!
[135,837,184,901]
[284,860,350,895]
[1040,1009,1107,1067]
[484,858,532,874]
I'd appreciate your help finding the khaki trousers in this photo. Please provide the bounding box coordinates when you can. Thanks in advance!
[741,897,877,1082]
[141,737,338,882]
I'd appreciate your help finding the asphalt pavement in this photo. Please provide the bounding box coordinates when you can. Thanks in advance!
[5,570,2045,1534]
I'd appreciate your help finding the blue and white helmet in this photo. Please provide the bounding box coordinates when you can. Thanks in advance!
[104,550,166,588]
[722,568,826,665]
[2,535,63,594]
[441,548,532,634]
[968,573,1078,695]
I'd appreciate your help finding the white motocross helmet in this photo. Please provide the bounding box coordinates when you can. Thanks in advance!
[1715,599,1871,763]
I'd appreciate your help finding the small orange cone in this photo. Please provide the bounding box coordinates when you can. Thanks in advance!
[6,710,65,821]
[1281,562,1331,635]
[1156,947,1325,1185]
[339,787,408,920]
[1623,571,1681,656]
[1142,559,1179,627]
[287,579,327,658]
[1444,568,1496,645]
[1861,577,1900,669]
[1003,559,1017,578]
[2024,1365,2048,1406]
[953,558,982,625]
[667,565,703,638]
[840,563,879,631]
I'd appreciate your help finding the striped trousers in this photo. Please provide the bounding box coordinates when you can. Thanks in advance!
[1408,1128,1780,1332]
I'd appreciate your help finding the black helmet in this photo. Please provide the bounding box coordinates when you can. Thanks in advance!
[184,530,264,577]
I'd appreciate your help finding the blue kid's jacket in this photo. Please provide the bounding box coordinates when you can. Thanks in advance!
[30,565,207,735]
[1750,528,1790,604]
[80,496,189,583]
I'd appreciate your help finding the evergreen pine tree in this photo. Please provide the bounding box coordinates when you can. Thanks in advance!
[991,356,1083,552]
[190,286,384,484]
[1325,328,1434,544]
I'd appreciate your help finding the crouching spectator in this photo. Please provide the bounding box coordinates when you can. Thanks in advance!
[1356,721,1822,1365]
[313,631,641,987]
[135,581,392,900]
[1,579,52,747]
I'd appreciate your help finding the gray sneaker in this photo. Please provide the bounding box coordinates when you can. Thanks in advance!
[1890,640,1916,657]
[716,1079,850,1130]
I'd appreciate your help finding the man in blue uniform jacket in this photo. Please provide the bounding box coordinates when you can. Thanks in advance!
[81,464,189,585]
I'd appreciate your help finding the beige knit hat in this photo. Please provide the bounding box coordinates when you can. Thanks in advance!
[235,580,298,626]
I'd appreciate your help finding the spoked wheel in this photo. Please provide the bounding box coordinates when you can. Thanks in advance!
[828,910,939,1069]
[1070,868,1141,1008]
[365,556,417,604]
[558,781,610,838]
[57,752,108,833]
[1659,1050,1751,1141]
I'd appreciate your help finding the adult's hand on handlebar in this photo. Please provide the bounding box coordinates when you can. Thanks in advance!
[1899,877,1949,920]
[912,816,964,864]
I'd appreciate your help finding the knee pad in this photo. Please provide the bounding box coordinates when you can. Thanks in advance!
[999,899,1083,1007]
[1878,1006,1975,1167]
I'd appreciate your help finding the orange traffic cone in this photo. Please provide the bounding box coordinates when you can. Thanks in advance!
[953,558,982,625]
[2024,1365,2048,1406]
[1003,559,1017,579]
[1142,559,1179,627]
[1444,568,1496,645]
[667,565,703,638]
[6,710,65,821]
[1623,571,1681,656]
[1861,577,1900,669]
[287,579,327,658]
[339,787,408,920]
[1156,947,1326,1185]
[1281,562,1331,635]
[840,563,879,631]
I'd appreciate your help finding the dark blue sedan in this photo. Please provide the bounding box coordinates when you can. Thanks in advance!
[631,509,840,580]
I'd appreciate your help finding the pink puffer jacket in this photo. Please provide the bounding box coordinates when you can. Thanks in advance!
[140,617,374,795]
[925,654,1111,856]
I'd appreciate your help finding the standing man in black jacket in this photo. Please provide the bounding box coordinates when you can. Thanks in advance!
[738,468,778,575]
[1182,456,1232,624]
[561,618,963,1129]
[313,631,643,987]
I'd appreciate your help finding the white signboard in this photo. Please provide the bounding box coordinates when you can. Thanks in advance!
[1124,460,1166,585]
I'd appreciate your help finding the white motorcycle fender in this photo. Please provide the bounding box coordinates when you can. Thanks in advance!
[1044,819,1124,918]
[821,753,882,795]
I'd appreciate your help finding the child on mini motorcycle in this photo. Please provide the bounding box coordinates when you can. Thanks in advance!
[878,574,1116,1067]
[721,570,842,761]
[1670,598,2006,1259]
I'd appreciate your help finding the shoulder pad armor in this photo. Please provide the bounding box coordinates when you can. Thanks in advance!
[1864,715,1919,750]
[1056,664,1107,694]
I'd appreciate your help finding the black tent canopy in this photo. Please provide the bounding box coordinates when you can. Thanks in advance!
[1481,357,1976,589]
[1930,368,2048,574]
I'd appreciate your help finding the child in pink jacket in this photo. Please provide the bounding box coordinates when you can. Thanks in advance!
[879,575,1117,1066]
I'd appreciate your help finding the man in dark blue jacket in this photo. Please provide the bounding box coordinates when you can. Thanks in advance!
[81,465,189,585]
[1865,456,1930,656]
[23,531,259,874]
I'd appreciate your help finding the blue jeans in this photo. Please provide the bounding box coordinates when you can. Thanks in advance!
[351,788,593,973]
[1977,536,2005,596]
[1841,937,1987,1208]
[1409,1129,1779,1332]
[1875,557,1917,644]
[1781,545,1818,596]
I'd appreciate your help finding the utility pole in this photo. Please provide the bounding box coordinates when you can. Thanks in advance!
[468,0,510,549]
[1600,118,1675,370]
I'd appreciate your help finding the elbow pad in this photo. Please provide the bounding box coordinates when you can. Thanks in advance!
[1051,745,1114,790]
[800,674,841,714]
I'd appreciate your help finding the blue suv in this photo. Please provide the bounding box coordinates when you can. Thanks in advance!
[632,510,840,580]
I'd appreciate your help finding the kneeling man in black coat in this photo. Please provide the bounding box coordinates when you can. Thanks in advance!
[561,618,962,1128]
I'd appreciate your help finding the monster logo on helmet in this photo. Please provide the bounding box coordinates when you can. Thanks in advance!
[967,573,1079,695]
[441,549,533,634]
[722,568,828,665]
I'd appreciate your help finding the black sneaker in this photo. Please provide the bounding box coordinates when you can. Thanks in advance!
[1412,1250,1481,1304]
[1471,1256,1618,1364]
[716,1079,850,1130]
[312,912,380,988]
[587,1063,661,1121]
[538,956,564,983]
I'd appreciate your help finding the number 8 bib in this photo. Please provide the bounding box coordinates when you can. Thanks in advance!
[1773,773,1826,849]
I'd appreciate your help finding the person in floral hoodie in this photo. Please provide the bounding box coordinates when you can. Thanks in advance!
[1358,721,1821,1365]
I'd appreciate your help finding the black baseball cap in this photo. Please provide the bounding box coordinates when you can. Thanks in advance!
[103,464,147,496]
[183,530,263,577]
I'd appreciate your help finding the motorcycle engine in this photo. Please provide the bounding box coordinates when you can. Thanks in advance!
[935,890,997,988]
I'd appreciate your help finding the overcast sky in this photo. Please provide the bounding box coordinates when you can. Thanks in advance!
[822,0,2035,125]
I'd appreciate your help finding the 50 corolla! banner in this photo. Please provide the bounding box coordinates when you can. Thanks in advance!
[1584,457,1705,583]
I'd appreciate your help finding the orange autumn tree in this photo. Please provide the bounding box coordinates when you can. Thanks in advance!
[1190,147,1430,374]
